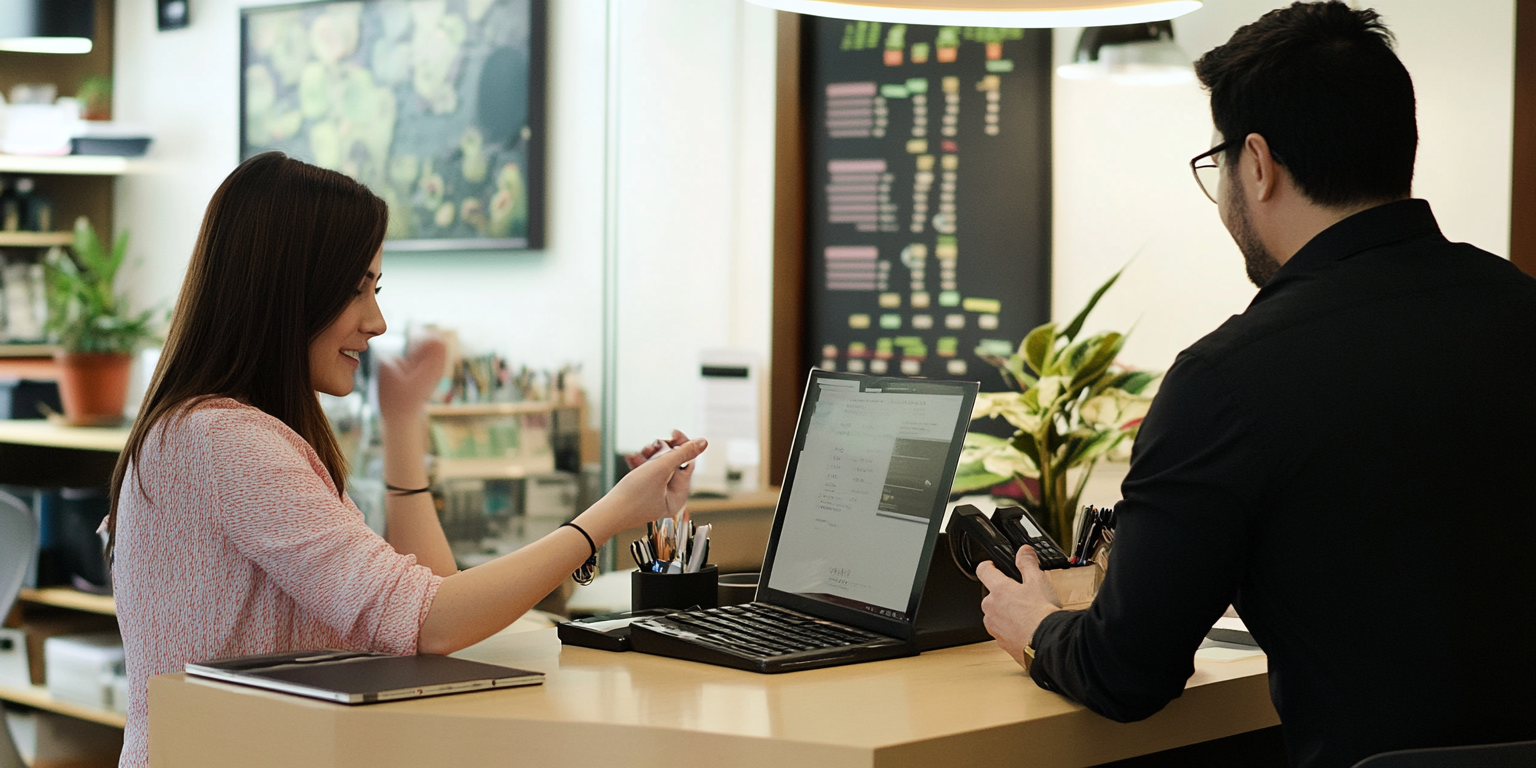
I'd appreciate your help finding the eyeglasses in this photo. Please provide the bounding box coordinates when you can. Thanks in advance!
[1189,141,1231,204]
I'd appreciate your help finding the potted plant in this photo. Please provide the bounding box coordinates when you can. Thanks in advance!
[951,270,1160,544]
[43,217,157,426]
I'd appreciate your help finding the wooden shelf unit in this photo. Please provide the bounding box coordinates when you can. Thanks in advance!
[0,681,127,729]
[0,154,138,176]
[0,420,129,452]
[19,587,116,616]
[424,400,566,417]
[0,231,73,247]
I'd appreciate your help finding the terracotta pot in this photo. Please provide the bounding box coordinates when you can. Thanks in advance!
[54,351,133,426]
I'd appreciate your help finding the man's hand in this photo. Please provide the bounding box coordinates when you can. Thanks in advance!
[978,545,1064,670]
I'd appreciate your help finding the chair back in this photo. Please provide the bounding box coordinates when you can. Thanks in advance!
[1353,740,1536,768]
[0,490,36,768]
[0,490,37,621]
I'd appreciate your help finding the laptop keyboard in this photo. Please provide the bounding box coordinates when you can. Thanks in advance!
[644,603,887,658]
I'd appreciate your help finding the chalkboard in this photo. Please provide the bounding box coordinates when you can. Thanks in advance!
[802,18,1052,395]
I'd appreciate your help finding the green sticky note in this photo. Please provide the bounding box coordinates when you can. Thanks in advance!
[977,339,1013,356]
[879,314,902,329]
[877,338,894,354]
[880,83,909,99]
[937,337,958,355]
[894,336,922,347]
[936,234,957,247]
[905,77,929,94]
[939,290,961,307]
[963,297,1002,314]
[986,59,1015,73]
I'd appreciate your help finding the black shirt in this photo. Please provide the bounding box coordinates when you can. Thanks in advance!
[1030,200,1536,768]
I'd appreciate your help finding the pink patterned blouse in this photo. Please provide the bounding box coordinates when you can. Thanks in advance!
[112,398,443,767]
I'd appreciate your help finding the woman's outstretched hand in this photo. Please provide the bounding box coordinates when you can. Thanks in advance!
[377,333,448,423]
[602,433,707,530]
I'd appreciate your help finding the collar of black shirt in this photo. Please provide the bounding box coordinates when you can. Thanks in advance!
[1259,198,1444,295]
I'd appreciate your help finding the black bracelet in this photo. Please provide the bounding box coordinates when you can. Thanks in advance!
[560,522,598,586]
[386,483,432,496]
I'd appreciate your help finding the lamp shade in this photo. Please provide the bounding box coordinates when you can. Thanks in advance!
[745,0,1201,28]
[0,0,95,55]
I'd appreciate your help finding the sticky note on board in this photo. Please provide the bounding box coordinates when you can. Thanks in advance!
[880,314,902,329]
[942,76,960,93]
[963,297,1001,314]
[905,77,929,94]
[937,337,958,356]
[910,44,930,63]
[849,314,871,329]
[879,292,901,308]
[941,154,959,170]
[978,314,999,330]
[939,291,961,307]
[976,339,1013,356]
[911,291,930,308]
[935,243,958,260]
[986,60,1015,73]
[977,75,1001,91]
[907,139,929,154]
[916,154,935,171]
[881,84,909,98]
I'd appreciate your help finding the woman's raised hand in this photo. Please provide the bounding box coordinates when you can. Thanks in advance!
[376,333,448,423]
[599,434,708,532]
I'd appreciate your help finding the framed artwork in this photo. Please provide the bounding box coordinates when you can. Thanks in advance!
[240,0,546,250]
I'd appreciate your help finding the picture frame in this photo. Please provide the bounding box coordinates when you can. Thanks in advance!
[240,0,546,251]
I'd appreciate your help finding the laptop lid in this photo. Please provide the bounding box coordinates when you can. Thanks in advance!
[757,370,978,640]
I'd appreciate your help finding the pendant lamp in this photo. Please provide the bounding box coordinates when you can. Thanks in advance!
[0,0,95,55]
[1056,21,1195,85]
[745,0,1201,28]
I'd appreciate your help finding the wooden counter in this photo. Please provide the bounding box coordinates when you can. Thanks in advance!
[149,627,1277,768]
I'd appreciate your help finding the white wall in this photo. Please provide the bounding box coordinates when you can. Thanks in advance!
[112,0,778,453]
[113,0,615,407]
[611,1,778,451]
[1052,0,1516,373]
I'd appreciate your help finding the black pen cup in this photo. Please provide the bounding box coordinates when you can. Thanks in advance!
[632,565,719,611]
[717,572,759,606]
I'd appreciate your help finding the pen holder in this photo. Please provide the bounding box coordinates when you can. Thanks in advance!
[1048,562,1104,611]
[632,565,719,611]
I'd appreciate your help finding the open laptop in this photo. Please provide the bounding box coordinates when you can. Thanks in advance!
[629,370,978,673]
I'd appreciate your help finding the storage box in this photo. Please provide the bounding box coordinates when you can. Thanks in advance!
[44,630,123,709]
[20,610,117,685]
[0,626,29,688]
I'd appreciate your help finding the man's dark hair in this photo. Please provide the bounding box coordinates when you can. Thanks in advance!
[1194,1,1416,207]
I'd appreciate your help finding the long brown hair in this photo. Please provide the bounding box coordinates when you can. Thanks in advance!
[107,152,388,558]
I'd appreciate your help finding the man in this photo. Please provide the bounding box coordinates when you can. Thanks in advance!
[977,4,1536,768]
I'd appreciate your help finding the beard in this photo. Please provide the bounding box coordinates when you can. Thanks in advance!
[1226,179,1281,288]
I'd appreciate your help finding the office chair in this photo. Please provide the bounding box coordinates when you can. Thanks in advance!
[1352,739,1536,768]
[0,490,39,768]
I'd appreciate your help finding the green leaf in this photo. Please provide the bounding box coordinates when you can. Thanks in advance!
[1100,369,1159,396]
[951,469,1011,495]
[1010,431,1042,467]
[1060,268,1124,343]
[1069,332,1124,392]
[1021,322,1057,377]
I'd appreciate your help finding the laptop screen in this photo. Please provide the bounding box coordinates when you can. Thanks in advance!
[759,371,977,638]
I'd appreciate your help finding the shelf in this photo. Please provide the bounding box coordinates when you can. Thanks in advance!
[0,681,126,728]
[0,420,129,452]
[0,231,72,247]
[19,587,116,616]
[0,344,57,358]
[0,357,59,380]
[688,488,781,513]
[0,154,139,176]
[425,401,568,417]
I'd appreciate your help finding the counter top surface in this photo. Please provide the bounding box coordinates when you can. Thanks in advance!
[151,626,1277,768]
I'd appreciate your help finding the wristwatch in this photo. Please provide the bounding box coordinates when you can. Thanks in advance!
[1021,642,1036,671]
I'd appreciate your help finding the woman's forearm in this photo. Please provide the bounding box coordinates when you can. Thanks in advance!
[416,499,624,654]
[380,409,457,576]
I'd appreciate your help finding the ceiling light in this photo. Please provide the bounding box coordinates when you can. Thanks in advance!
[746,0,1202,28]
[0,0,95,55]
[1056,21,1194,85]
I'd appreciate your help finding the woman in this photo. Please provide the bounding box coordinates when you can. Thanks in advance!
[108,153,704,767]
